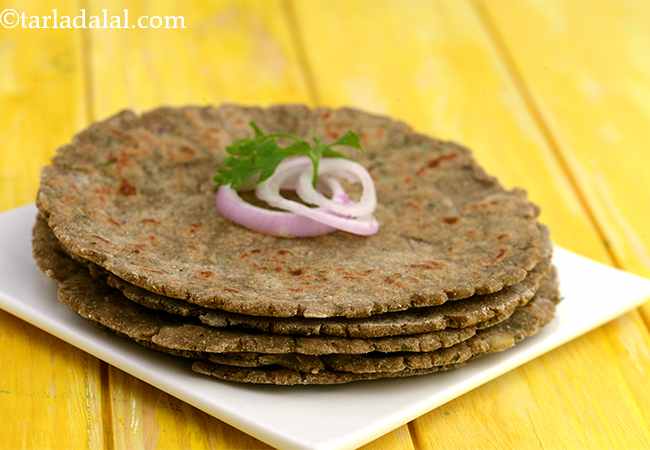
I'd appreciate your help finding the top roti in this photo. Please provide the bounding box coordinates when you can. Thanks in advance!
[37,104,546,318]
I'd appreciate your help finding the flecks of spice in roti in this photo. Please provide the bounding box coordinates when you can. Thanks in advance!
[36,237,478,355]
[33,215,557,378]
[37,104,547,318]
[35,216,553,346]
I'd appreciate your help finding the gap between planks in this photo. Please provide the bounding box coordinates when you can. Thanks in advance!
[407,421,423,450]
[282,0,321,105]
[79,0,113,444]
[81,1,97,125]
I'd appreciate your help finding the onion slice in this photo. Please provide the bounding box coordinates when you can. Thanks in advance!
[215,185,336,238]
[321,176,351,205]
[296,158,376,217]
[216,156,379,237]
[256,157,379,236]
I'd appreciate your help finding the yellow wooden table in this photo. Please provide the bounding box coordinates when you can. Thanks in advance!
[2,1,649,448]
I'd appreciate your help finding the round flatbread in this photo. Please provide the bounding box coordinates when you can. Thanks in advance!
[192,361,456,385]
[205,274,558,374]
[33,215,552,338]
[37,104,546,318]
[192,289,556,384]
[35,230,477,355]
[33,215,558,382]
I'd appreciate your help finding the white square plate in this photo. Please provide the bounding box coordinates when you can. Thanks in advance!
[1,205,650,450]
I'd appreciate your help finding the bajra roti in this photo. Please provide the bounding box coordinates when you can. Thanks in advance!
[33,215,551,338]
[35,228,478,355]
[37,224,556,372]
[208,278,557,374]
[37,104,547,318]
[193,360,457,385]
[33,214,558,383]
[111,251,551,338]
[193,289,557,384]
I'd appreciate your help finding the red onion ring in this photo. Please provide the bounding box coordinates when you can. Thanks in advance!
[215,157,379,237]
[215,186,336,237]
[296,158,376,217]
[256,158,379,236]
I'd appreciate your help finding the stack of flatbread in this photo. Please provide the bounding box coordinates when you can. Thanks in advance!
[33,105,559,385]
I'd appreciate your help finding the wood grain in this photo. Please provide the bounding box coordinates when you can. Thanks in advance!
[87,0,308,119]
[0,0,87,210]
[108,368,273,450]
[477,0,650,323]
[291,0,650,448]
[0,1,105,449]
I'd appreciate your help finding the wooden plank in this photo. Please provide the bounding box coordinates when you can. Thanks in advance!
[109,365,415,449]
[0,0,87,210]
[85,0,414,447]
[109,366,414,449]
[108,368,273,449]
[476,0,650,322]
[0,0,105,448]
[363,426,415,450]
[88,0,309,118]
[0,317,105,450]
[291,0,650,447]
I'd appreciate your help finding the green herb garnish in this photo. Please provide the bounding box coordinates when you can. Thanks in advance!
[213,122,362,189]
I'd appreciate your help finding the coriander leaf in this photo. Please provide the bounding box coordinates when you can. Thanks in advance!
[257,149,291,182]
[213,122,363,189]
[322,148,346,158]
[225,139,255,156]
[283,140,311,156]
[307,144,325,187]
[250,121,264,137]
[333,131,361,149]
